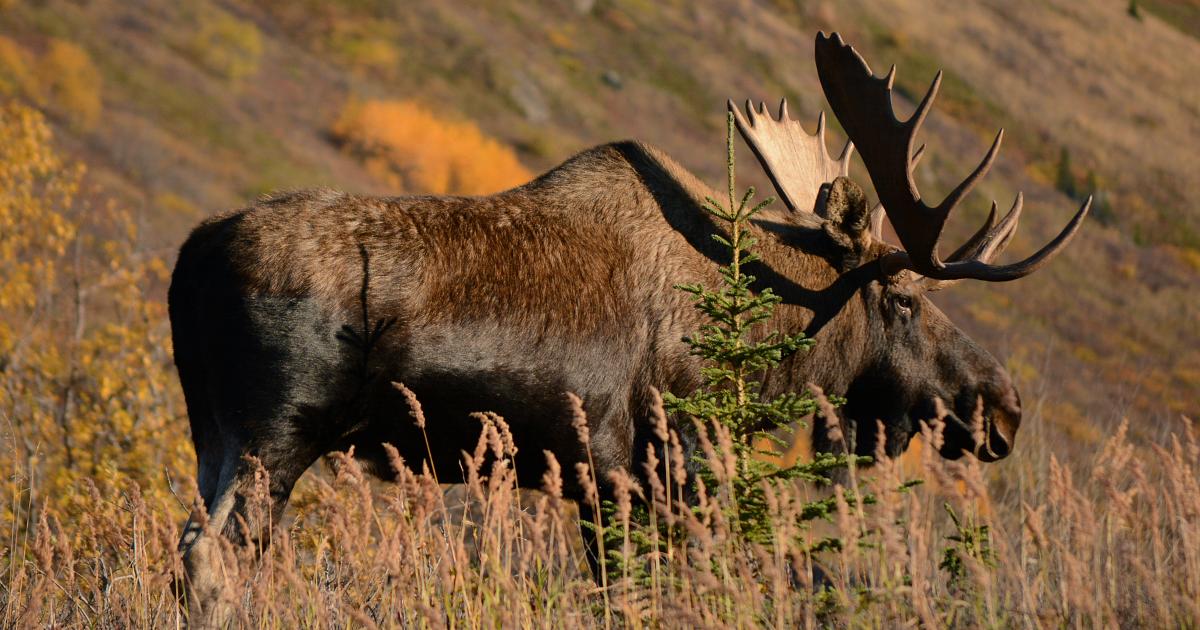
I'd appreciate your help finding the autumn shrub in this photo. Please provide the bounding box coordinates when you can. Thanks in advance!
[36,39,102,129]
[0,101,189,595]
[0,101,77,346]
[330,98,532,195]
[0,36,35,98]
[188,9,263,82]
[0,37,103,129]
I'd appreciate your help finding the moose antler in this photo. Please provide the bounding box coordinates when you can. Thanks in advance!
[729,98,853,215]
[814,32,1090,282]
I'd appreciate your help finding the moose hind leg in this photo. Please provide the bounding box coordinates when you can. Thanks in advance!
[179,448,241,630]
[180,441,318,628]
[178,292,349,625]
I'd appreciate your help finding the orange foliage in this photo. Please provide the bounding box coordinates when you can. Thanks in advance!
[331,98,531,195]
[37,39,102,129]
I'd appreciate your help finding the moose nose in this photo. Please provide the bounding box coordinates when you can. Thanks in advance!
[980,421,1012,461]
[979,381,1020,462]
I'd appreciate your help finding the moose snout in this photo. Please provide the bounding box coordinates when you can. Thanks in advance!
[977,372,1021,462]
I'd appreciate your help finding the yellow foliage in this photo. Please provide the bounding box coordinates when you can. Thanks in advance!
[1005,349,1040,385]
[1166,244,1200,272]
[189,9,263,81]
[0,101,188,531]
[37,39,103,129]
[0,102,77,329]
[328,27,400,73]
[0,35,36,97]
[331,98,532,195]
[1072,344,1100,364]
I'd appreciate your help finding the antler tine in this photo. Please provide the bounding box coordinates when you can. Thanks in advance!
[944,201,1001,263]
[816,31,948,269]
[728,98,852,215]
[928,195,1091,283]
[984,193,1025,258]
[927,195,1021,290]
[869,203,885,241]
[936,130,1004,222]
[908,71,942,151]
[816,31,1089,282]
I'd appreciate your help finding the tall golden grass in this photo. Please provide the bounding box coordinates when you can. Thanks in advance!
[3,102,1198,628]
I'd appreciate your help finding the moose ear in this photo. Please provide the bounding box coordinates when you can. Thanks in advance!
[817,176,874,261]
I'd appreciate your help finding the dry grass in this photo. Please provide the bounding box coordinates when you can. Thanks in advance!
[4,392,1198,627]
[0,0,1195,427]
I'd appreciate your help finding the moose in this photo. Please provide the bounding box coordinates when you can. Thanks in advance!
[170,32,1089,622]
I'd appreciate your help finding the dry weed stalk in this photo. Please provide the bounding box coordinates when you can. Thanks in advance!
[3,407,1200,627]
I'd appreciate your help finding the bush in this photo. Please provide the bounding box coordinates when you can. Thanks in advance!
[0,101,186,525]
[331,98,532,195]
[0,36,36,98]
[0,101,77,320]
[188,10,263,82]
[36,39,103,129]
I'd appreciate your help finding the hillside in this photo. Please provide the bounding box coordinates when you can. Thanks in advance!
[1,0,1196,451]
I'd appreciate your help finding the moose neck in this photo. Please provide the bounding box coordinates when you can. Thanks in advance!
[583,141,874,401]
[744,214,875,403]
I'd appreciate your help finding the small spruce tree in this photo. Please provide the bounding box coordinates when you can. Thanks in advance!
[661,111,866,546]
[1128,0,1143,20]
[598,113,871,585]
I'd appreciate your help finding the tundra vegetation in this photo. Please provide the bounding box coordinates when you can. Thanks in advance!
[3,91,1200,627]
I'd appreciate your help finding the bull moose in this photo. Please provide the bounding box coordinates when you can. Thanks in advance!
[171,32,1089,622]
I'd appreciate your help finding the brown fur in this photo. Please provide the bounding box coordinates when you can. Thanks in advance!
[170,140,1022,625]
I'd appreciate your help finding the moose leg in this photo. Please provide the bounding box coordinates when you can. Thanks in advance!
[179,449,240,630]
[179,439,318,628]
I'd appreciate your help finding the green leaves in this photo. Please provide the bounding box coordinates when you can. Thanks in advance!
[939,503,995,585]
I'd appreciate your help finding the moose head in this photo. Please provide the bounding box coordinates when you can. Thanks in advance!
[732,32,1090,461]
